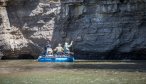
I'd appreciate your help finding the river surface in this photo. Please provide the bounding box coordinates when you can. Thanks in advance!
[0,60,146,84]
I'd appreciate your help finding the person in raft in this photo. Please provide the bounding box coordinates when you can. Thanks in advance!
[45,44,53,57]
[64,41,73,55]
[54,43,64,55]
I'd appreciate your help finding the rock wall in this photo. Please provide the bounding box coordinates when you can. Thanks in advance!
[52,0,146,59]
[0,0,61,59]
[0,0,146,59]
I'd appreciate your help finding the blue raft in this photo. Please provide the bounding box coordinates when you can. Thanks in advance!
[38,56,74,62]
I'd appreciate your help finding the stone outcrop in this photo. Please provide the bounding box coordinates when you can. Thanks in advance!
[0,0,146,59]
[0,0,61,59]
[52,0,146,59]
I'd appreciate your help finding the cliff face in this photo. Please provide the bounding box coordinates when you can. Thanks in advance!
[0,0,60,59]
[0,0,146,59]
[53,0,146,59]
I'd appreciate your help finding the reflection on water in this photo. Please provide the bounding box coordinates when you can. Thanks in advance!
[0,60,146,73]
[0,60,146,84]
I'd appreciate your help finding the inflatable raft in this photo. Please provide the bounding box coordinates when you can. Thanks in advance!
[38,44,74,62]
[38,55,74,62]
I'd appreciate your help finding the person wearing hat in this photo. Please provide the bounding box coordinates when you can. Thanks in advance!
[45,44,53,56]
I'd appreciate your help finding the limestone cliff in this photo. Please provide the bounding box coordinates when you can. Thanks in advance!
[0,0,60,59]
[0,0,146,59]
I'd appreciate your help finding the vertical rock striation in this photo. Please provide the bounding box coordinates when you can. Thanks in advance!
[0,0,61,59]
[52,0,146,59]
[0,0,11,58]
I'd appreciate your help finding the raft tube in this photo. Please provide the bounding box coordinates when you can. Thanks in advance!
[38,56,74,62]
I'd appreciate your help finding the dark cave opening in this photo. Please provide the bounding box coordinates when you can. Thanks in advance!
[17,54,35,59]
[119,0,125,3]
[74,49,146,60]
[0,2,3,6]
[1,54,35,60]
[1,56,7,60]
